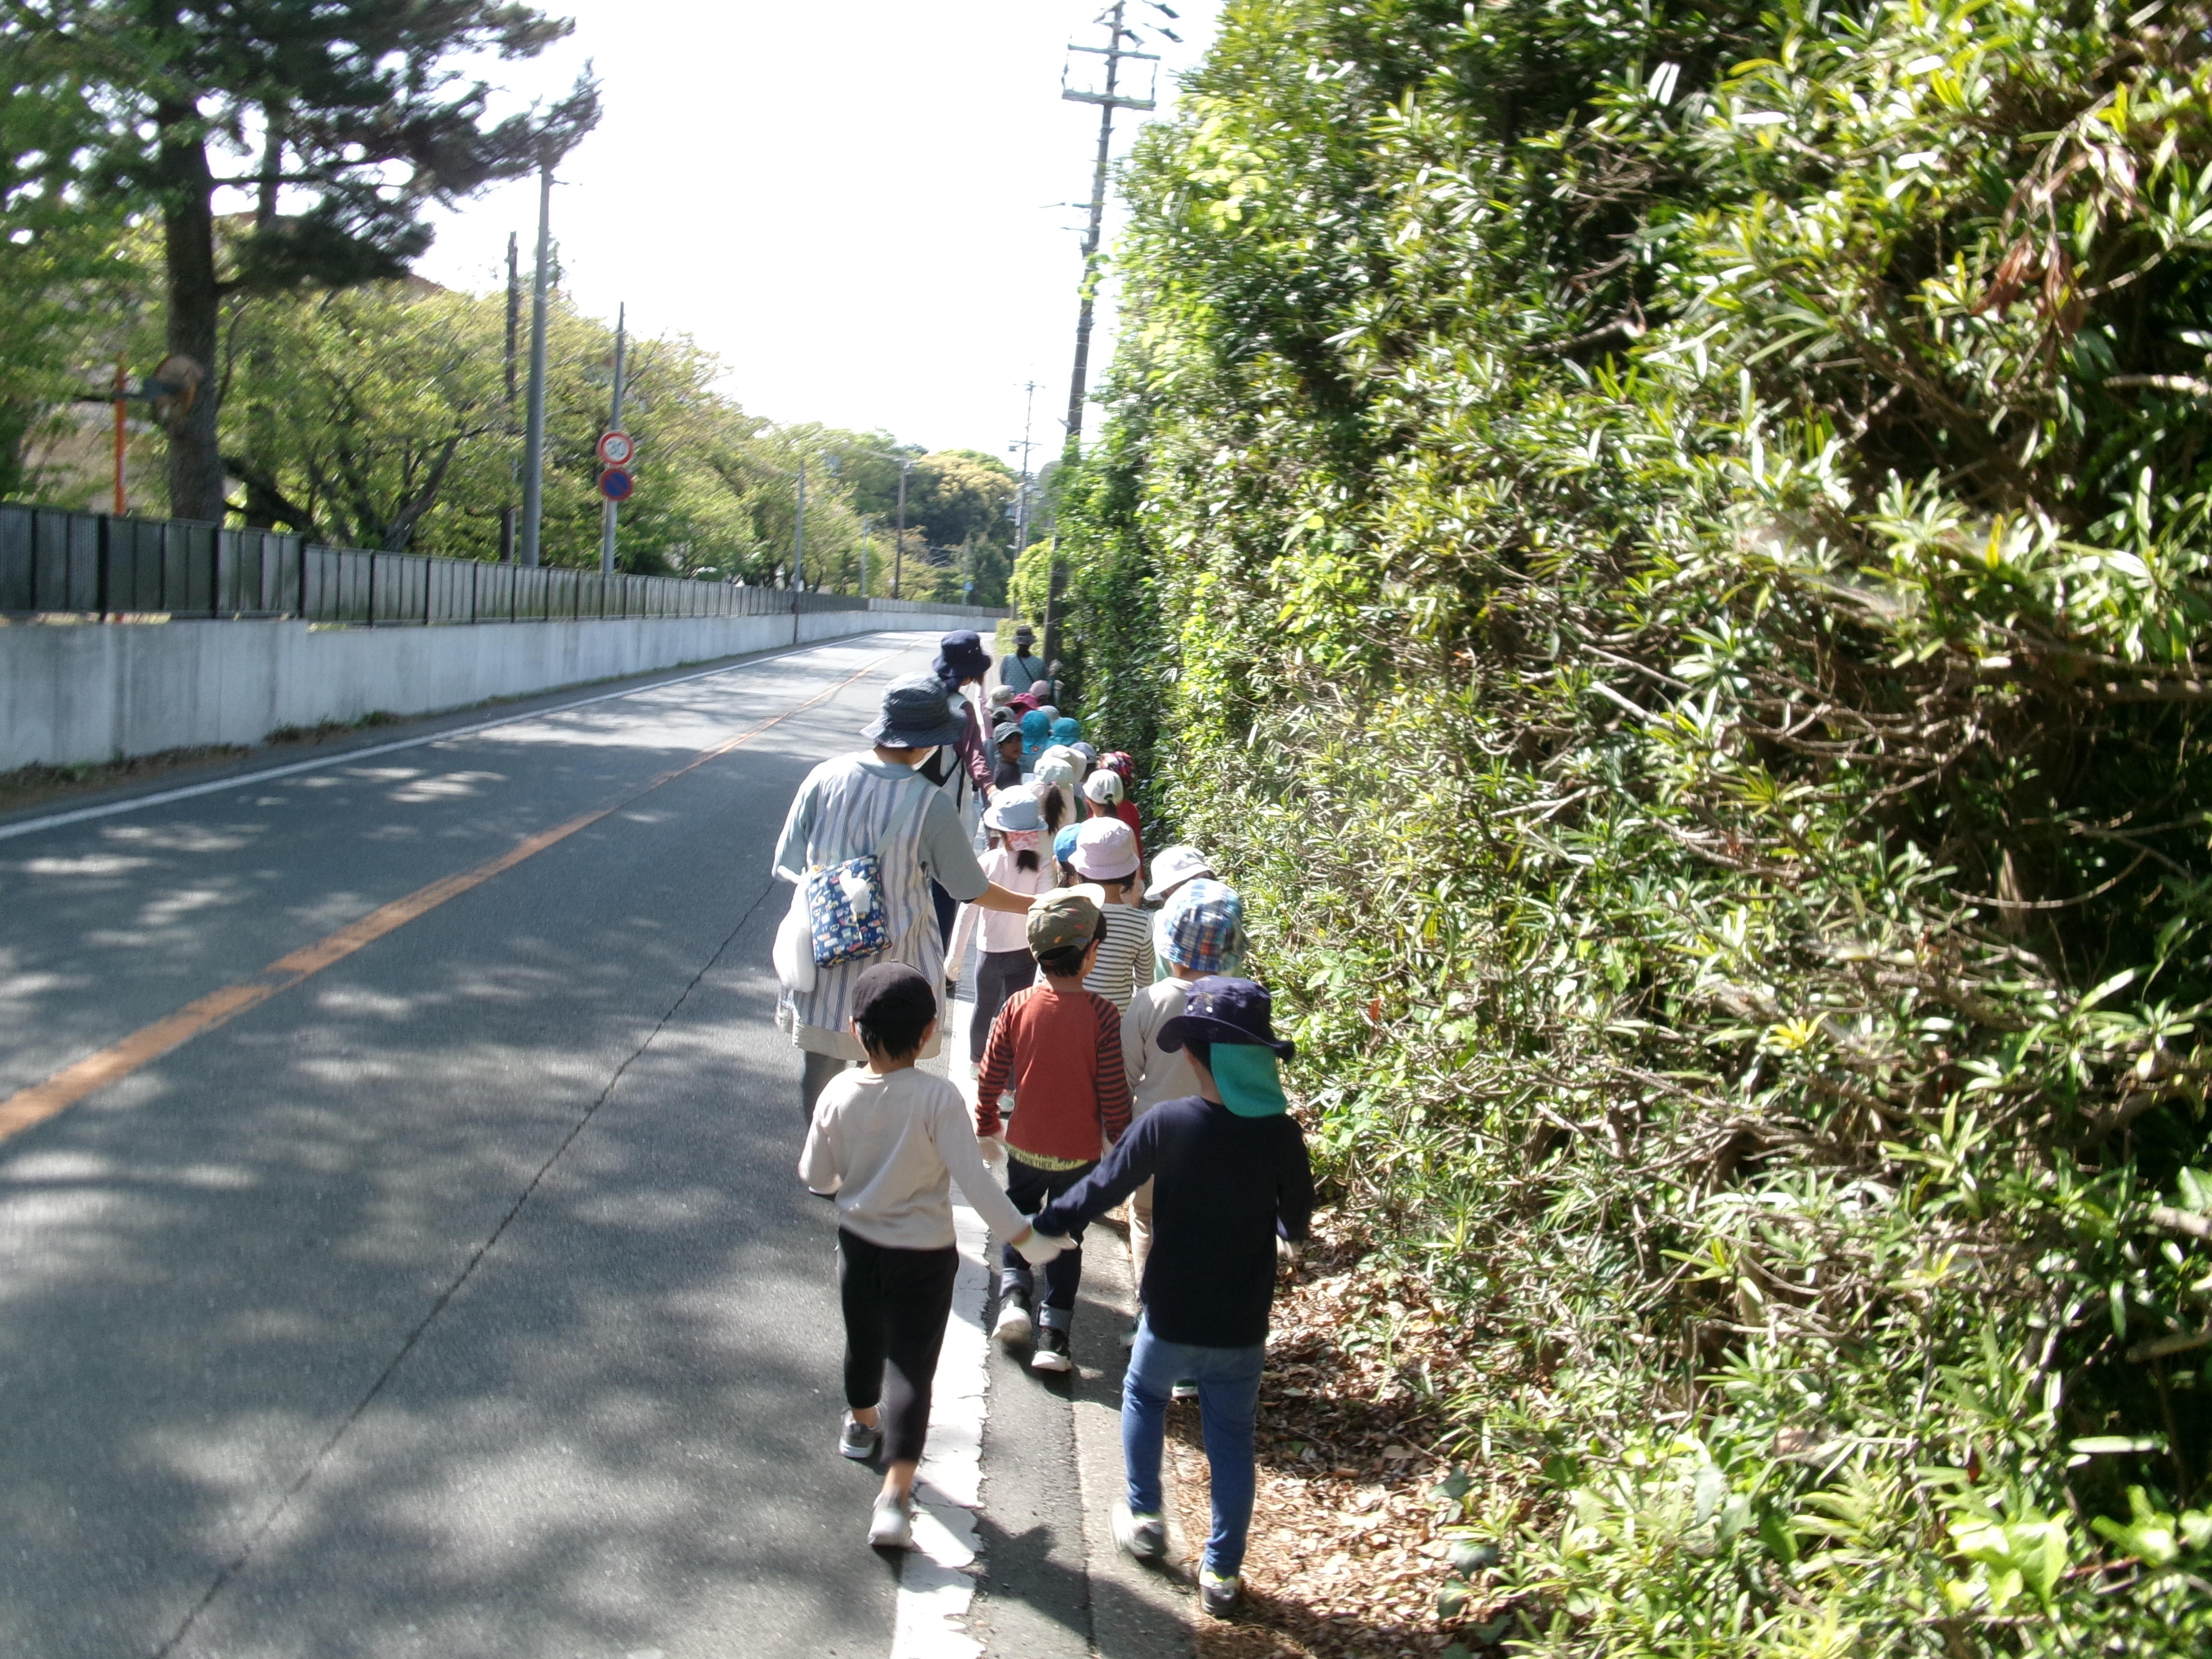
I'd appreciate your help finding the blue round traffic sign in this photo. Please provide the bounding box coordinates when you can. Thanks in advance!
[599,467,634,502]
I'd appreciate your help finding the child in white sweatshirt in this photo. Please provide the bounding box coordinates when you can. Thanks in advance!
[800,962,1060,1551]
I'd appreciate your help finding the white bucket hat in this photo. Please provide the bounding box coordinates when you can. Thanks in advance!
[1143,843,1213,902]
[1072,817,1141,881]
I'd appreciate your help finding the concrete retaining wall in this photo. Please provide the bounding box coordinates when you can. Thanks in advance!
[0,607,1001,771]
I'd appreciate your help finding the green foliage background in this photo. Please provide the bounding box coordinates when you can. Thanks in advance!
[1,245,1015,596]
[1053,0,2212,1648]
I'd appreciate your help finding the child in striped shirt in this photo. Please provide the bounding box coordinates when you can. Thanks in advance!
[974,887,1132,1373]
[1071,818,1151,1013]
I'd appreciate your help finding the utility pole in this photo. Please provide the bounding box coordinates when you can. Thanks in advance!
[1061,0,1155,450]
[599,301,626,577]
[1051,1,1156,665]
[794,457,806,589]
[893,456,911,600]
[111,355,128,515]
[518,161,554,568]
[791,457,806,643]
[501,232,519,561]
[1008,379,1039,557]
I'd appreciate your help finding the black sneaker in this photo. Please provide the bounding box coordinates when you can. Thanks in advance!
[1030,1326,1072,1373]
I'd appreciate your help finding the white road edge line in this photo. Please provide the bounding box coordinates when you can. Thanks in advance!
[894,986,991,1659]
[0,630,924,844]
[895,1198,991,1659]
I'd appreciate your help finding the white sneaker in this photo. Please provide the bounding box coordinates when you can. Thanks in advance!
[1030,1326,1072,1373]
[838,1414,881,1461]
[868,1491,914,1550]
[1113,1501,1167,1562]
[1200,1567,1240,1617]
[993,1295,1033,1346]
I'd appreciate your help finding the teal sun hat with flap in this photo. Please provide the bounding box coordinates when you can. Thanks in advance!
[1157,976,1294,1118]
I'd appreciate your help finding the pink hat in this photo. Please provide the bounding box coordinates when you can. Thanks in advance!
[1071,817,1141,881]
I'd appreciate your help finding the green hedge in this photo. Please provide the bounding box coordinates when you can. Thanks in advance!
[1056,0,2212,1650]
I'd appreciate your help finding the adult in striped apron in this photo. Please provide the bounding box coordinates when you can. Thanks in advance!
[773,675,1037,1118]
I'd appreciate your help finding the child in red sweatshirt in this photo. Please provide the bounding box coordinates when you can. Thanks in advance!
[974,885,1131,1373]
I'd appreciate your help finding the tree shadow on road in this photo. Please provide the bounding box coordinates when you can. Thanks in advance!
[0,725,915,1659]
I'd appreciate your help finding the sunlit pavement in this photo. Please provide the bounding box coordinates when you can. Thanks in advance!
[0,635,964,1659]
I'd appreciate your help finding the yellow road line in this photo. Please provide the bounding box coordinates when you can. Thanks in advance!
[0,649,902,1147]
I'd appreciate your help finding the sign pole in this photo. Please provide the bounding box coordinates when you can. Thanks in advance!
[599,301,626,577]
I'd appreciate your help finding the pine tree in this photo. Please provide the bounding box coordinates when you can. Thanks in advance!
[19,0,597,520]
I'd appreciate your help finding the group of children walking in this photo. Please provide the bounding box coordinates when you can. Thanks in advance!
[793,634,1314,1621]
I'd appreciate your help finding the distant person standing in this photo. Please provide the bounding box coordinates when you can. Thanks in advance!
[999,624,1049,696]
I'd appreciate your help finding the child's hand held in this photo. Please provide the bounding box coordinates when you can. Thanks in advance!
[1017,1231,1070,1266]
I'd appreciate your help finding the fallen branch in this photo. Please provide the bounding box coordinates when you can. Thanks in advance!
[2103,373,2212,398]
[2128,1326,2212,1363]
[2149,1205,2212,1242]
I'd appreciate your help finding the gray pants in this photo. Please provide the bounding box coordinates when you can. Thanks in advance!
[803,1050,852,1123]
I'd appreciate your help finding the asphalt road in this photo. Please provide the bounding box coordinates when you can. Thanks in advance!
[0,633,1166,1659]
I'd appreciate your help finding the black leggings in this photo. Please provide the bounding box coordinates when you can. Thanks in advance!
[971,950,1036,1063]
[838,1227,959,1466]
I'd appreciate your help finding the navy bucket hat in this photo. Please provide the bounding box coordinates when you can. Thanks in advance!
[936,630,993,685]
[1157,976,1296,1061]
[863,674,970,748]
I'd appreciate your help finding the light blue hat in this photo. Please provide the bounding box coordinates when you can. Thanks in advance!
[984,787,1046,833]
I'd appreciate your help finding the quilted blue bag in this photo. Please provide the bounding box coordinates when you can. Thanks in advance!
[803,854,892,968]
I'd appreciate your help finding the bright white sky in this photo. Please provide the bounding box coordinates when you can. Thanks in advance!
[405,0,1224,462]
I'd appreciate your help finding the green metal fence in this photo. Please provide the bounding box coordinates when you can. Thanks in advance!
[0,502,871,624]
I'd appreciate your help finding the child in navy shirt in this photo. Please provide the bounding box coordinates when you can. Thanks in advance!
[1029,977,1312,1619]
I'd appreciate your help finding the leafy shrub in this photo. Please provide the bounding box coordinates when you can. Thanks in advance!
[1058,0,2212,1649]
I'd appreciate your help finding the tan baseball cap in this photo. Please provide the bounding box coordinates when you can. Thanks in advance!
[1027,885,1106,954]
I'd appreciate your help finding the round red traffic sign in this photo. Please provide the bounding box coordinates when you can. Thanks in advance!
[596,430,635,467]
[599,467,634,502]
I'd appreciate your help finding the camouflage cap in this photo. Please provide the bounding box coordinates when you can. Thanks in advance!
[1027,885,1106,955]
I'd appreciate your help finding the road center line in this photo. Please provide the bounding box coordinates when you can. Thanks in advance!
[0,646,905,1147]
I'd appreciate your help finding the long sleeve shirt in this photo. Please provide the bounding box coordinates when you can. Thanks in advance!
[1114,799,1144,861]
[974,982,1131,1161]
[952,694,993,798]
[1082,901,1152,1013]
[1033,1094,1313,1347]
[799,1065,1032,1250]
[1123,978,1202,1116]
[969,845,1055,955]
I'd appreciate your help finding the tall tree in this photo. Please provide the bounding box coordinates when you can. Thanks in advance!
[0,18,147,496]
[16,0,597,520]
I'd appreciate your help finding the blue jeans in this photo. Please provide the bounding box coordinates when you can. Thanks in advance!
[1122,1315,1264,1577]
